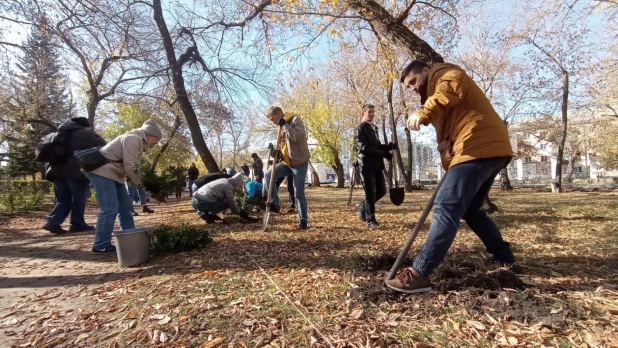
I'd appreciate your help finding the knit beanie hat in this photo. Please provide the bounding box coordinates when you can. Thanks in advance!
[141,119,163,139]
[71,117,91,128]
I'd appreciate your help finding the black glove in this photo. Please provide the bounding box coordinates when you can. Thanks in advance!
[383,151,393,160]
[389,142,399,151]
[278,118,286,126]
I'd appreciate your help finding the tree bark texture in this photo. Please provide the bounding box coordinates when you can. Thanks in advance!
[553,71,569,193]
[153,0,220,173]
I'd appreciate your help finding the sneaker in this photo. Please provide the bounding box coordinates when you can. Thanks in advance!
[297,220,308,230]
[367,221,380,229]
[43,225,67,235]
[258,202,280,214]
[91,245,117,255]
[69,225,95,233]
[198,212,215,224]
[384,267,432,294]
[142,206,154,214]
[356,201,366,222]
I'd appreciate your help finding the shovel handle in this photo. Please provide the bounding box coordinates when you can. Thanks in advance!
[386,173,447,280]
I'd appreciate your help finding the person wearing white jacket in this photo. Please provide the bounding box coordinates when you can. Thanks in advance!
[86,120,163,255]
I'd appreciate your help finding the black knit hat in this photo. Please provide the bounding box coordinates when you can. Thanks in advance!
[71,117,91,128]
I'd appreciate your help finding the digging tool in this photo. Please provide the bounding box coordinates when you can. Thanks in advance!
[388,147,405,206]
[263,125,284,231]
[347,161,364,205]
[386,173,447,281]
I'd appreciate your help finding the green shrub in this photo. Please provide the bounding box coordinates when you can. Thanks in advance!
[0,180,52,194]
[0,186,45,213]
[150,223,212,254]
[234,189,258,212]
[88,188,97,203]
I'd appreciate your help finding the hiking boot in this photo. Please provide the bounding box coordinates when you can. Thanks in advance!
[69,225,95,233]
[43,225,67,235]
[143,206,154,214]
[356,201,366,222]
[384,267,432,294]
[91,245,117,255]
[367,220,380,229]
[297,220,308,230]
[258,201,280,214]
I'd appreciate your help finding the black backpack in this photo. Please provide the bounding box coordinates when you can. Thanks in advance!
[193,173,230,189]
[35,131,72,164]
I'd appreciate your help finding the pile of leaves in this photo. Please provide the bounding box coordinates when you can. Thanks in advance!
[150,223,212,254]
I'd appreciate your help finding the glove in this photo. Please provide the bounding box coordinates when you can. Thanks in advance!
[278,118,286,126]
[239,210,250,220]
[389,142,399,151]
[383,151,393,160]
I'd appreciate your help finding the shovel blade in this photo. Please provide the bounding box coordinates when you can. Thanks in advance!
[262,207,270,231]
[390,187,405,206]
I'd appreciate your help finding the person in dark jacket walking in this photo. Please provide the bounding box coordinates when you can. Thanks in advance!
[187,163,199,196]
[251,153,264,183]
[354,104,396,229]
[43,117,107,234]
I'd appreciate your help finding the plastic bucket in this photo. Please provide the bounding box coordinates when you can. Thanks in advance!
[112,227,153,267]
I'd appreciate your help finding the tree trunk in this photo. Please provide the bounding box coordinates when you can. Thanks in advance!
[308,159,320,187]
[153,0,220,173]
[86,94,97,127]
[350,0,444,64]
[150,114,182,172]
[553,71,568,194]
[333,156,345,188]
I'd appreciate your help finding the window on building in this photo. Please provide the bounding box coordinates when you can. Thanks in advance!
[575,167,582,173]
[541,156,548,162]
[524,157,532,163]
[540,143,547,150]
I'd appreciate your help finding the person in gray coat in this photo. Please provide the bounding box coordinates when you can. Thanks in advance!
[85,120,163,255]
[192,173,254,223]
[44,117,107,234]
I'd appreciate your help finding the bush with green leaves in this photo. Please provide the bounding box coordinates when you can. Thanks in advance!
[0,186,45,213]
[150,223,212,254]
[234,189,258,212]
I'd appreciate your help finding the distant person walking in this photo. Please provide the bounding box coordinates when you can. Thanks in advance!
[187,162,199,196]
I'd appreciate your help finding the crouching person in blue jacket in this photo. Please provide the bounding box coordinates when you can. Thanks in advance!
[191,173,256,223]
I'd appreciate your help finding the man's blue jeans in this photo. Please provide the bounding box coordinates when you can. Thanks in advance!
[46,178,90,229]
[86,173,135,249]
[413,157,514,277]
[126,182,147,205]
[361,168,387,222]
[188,180,195,196]
[264,161,308,221]
[191,197,229,214]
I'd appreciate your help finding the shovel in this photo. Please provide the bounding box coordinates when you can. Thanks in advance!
[263,125,284,231]
[389,147,405,206]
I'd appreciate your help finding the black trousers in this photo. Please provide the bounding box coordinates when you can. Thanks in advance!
[275,174,295,208]
[361,169,386,222]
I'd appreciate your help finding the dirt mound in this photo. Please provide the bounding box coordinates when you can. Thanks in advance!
[436,269,525,291]
[354,253,413,271]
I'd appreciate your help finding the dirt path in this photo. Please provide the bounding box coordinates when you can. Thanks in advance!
[0,203,171,347]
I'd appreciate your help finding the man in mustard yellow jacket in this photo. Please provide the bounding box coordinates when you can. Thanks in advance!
[385,61,517,294]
